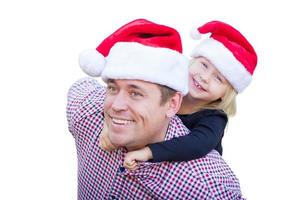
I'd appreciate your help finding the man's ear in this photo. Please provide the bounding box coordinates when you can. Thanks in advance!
[165,92,183,118]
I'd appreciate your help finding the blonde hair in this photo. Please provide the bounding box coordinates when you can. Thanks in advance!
[201,85,237,117]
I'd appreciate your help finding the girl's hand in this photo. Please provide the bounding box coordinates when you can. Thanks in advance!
[123,158,138,171]
[99,123,118,151]
[123,147,153,171]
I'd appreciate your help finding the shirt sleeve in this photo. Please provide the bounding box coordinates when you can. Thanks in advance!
[66,77,105,138]
[149,111,227,162]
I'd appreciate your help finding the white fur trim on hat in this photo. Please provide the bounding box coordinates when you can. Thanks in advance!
[102,42,189,95]
[191,38,251,93]
[79,49,106,77]
[190,28,202,40]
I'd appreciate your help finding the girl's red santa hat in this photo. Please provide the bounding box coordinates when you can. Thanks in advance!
[79,19,189,95]
[190,21,258,93]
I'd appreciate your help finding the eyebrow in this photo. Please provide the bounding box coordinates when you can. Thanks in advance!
[107,80,145,91]
[107,79,115,84]
[127,84,143,90]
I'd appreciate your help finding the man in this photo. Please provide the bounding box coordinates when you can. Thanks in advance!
[67,19,244,199]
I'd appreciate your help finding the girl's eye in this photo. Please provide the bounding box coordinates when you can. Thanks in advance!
[215,75,223,83]
[202,63,208,69]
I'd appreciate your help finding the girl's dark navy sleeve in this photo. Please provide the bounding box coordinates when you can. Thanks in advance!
[148,110,227,162]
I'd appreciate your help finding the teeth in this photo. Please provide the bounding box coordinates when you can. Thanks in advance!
[193,79,201,88]
[112,118,133,125]
[193,78,206,91]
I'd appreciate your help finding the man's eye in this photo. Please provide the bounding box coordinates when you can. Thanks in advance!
[130,91,142,97]
[107,85,117,93]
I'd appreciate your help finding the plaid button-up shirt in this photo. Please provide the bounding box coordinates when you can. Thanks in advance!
[67,78,245,200]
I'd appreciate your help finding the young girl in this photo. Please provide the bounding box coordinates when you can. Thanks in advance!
[101,20,257,170]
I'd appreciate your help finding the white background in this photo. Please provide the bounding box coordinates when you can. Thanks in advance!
[1,0,299,199]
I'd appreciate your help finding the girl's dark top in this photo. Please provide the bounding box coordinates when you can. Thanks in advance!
[149,109,228,162]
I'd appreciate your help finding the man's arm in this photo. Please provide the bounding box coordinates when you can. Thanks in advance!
[66,77,105,138]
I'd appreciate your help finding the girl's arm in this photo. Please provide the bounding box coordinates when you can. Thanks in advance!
[123,110,227,170]
[149,110,227,162]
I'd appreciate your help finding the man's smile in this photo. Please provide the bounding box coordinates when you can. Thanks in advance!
[109,115,135,126]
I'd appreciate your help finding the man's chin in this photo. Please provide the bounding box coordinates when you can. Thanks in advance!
[109,133,127,147]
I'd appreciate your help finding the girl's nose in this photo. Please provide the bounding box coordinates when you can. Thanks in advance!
[199,73,209,83]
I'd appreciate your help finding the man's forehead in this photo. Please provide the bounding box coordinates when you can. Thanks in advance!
[107,79,160,89]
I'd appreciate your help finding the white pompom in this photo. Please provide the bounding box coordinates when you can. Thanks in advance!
[79,49,106,77]
[190,28,202,40]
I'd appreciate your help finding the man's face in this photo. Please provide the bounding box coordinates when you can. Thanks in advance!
[104,79,170,150]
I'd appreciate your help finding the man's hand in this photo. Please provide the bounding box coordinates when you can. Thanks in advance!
[99,123,118,151]
[123,147,153,171]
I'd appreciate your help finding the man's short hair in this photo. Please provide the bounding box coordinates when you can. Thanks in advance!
[158,85,177,105]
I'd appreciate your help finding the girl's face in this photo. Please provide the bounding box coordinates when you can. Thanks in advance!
[187,57,231,104]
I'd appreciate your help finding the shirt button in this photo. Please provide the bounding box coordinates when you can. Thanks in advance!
[119,166,125,172]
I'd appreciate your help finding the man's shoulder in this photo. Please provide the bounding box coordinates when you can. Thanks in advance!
[186,150,242,195]
[166,116,240,188]
[136,151,241,199]
[187,150,234,177]
[171,151,241,198]
[165,115,190,140]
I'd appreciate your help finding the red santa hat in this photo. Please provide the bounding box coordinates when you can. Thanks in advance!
[79,19,189,95]
[190,21,258,93]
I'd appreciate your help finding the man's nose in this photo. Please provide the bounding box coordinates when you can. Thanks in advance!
[111,92,129,111]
